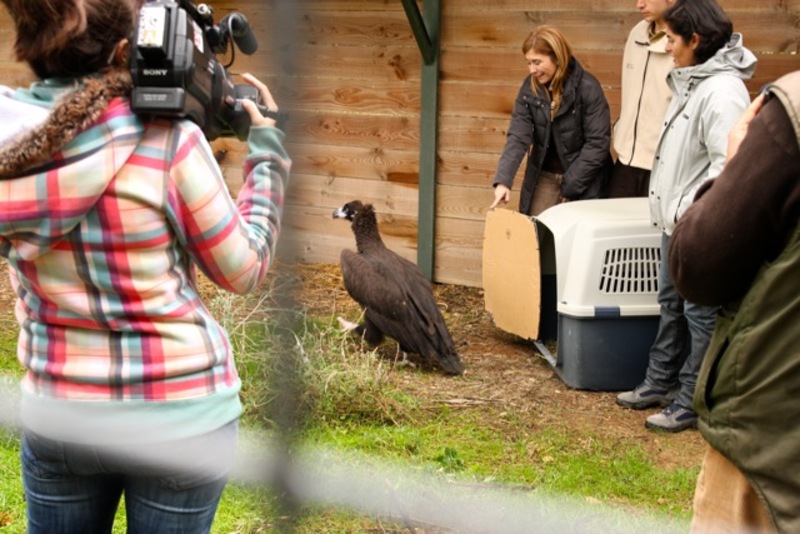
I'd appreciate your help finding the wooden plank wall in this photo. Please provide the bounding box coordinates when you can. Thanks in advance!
[1,1,799,287]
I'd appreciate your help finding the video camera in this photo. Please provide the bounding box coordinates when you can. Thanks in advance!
[130,0,281,140]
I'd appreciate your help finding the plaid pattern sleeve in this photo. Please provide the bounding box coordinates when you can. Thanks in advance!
[2,100,290,411]
[165,123,290,294]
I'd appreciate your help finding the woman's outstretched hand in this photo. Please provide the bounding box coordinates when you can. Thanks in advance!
[490,184,511,209]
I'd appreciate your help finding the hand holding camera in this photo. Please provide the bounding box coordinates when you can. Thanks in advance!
[237,73,280,129]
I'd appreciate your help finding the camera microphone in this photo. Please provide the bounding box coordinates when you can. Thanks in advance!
[223,13,258,55]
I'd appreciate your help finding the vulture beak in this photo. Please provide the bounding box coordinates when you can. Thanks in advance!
[332,207,349,220]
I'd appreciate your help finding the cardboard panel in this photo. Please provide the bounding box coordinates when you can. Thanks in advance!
[482,208,540,340]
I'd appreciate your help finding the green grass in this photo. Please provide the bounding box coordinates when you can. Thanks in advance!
[0,282,698,532]
[0,321,20,377]
[303,414,697,517]
[0,433,24,531]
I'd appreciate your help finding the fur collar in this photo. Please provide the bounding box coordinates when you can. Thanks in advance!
[0,68,133,178]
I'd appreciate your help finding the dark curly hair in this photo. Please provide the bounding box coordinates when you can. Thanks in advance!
[0,0,137,79]
[664,0,733,65]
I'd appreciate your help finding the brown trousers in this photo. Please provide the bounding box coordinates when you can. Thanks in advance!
[690,445,774,534]
[528,171,564,216]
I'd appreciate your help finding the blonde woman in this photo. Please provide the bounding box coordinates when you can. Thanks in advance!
[490,26,612,215]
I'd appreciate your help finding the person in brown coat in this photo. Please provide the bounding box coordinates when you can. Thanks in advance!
[669,73,800,533]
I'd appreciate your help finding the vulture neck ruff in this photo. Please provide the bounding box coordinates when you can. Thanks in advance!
[352,206,385,254]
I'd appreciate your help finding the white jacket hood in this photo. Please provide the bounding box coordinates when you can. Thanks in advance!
[667,33,757,95]
[0,86,50,145]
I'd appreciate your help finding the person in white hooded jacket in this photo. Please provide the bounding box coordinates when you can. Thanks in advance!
[649,27,756,231]
[616,0,756,433]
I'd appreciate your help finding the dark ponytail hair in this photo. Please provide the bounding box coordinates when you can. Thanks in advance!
[664,0,733,65]
[0,0,136,78]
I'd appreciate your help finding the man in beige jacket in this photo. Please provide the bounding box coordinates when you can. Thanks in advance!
[607,0,675,198]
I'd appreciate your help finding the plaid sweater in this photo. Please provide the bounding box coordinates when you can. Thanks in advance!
[0,88,290,444]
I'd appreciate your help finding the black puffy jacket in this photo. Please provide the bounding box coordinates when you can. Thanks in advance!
[493,58,612,214]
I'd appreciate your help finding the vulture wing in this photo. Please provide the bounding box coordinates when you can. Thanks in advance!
[340,249,412,322]
[340,248,464,375]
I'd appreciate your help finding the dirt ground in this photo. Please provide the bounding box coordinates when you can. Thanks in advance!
[0,259,706,475]
[285,262,707,473]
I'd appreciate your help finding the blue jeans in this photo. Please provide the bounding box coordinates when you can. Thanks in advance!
[21,420,238,534]
[644,233,717,410]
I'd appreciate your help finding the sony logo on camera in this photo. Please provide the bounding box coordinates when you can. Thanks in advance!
[142,69,169,76]
[129,0,263,141]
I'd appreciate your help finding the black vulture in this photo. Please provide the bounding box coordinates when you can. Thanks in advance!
[332,200,465,375]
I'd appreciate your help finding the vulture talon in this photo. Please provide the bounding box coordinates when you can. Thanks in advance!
[337,316,359,332]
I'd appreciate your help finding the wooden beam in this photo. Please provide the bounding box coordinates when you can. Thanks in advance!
[401,0,435,65]
[401,0,440,281]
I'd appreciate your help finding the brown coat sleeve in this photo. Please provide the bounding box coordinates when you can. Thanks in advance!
[668,97,800,306]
